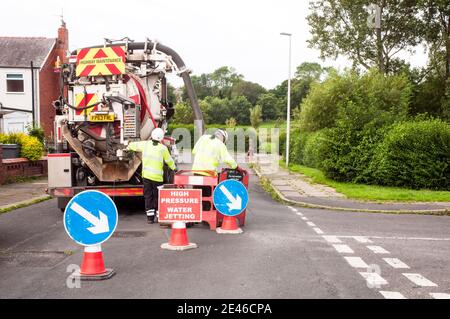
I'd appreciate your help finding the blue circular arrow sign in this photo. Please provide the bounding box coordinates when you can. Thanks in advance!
[213,180,249,217]
[64,190,118,246]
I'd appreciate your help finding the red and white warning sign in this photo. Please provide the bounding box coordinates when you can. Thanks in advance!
[76,46,126,77]
[158,189,202,223]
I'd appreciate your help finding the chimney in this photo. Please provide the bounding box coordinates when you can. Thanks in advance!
[57,20,69,63]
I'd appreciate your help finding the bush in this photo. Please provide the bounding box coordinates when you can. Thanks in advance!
[303,129,331,169]
[289,130,310,165]
[0,132,44,161]
[297,70,412,133]
[26,123,45,144]
[371,119,450,190]
[318,121,393,183]
[20,135,44,161]
[297,70,412,183]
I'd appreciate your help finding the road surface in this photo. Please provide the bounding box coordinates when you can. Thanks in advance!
[0,170,449,299]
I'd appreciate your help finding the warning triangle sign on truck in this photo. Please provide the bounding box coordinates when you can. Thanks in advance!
[76,46,126,77]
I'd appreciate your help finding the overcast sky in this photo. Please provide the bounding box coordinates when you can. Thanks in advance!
[0,0,428,89]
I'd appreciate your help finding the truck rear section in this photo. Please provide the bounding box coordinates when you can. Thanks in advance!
[47,39,203,209]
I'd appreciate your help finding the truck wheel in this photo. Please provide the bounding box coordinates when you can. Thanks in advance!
[58,197,71,212]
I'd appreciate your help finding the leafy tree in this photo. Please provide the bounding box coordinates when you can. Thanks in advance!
[250,105,263,128]
[307,0,424,74]
[420,0,450,81]
[257,93,283,121]
[185,74,213,100]
[270,62,328,118]
[229,96,253,125]
[201,97,232,124]
[295,62,327,81]
[231,80,266,105]
[210,66,243,99]
[172,102,194,124]
[298,69,412,132]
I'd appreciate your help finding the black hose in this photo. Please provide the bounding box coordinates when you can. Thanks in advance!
[71,41,205,135]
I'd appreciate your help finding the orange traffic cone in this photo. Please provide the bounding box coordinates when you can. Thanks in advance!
[216,215,243,234]
[161,222,198,251]
[71,245,115,280]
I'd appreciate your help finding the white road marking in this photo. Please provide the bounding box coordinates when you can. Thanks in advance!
[301,217,308,221]
[322,235,342,243]
[333,235,450,242]
[313,227,324,234]
[383,258,410,269]
[367,245,390,254]
[332,244,354,254]
[344,257,369,268]
[296,212,303,216]
[379,291,406,299]
[353,236,372,244]
[403,273,437,287]
[306,221,316,227]
[430,293,450,299]
[359,272,388,286]
[287,206,297,212]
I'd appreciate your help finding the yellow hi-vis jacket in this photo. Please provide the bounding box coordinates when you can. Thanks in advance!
[127,141,176,182]
[192,134,237,176]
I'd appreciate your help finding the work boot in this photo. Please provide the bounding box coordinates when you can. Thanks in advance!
[146,209,155,224]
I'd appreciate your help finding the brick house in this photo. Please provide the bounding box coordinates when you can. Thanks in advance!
[0,21,68,138]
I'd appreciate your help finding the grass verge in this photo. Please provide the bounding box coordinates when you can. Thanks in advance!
[287,163,450,202]
[0,196,52,215]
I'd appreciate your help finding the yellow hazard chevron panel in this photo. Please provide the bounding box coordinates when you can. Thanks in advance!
[76,46,126,77]
[75,93,98,116]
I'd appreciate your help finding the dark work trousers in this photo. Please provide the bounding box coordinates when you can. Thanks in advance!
[143,178,163,213]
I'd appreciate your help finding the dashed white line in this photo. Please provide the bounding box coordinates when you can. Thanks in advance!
[430,293,450,299]
[344,257,369,268]
[334,235,450,242]
[332,244,354,254]
[306,221,316,227]
[313,227,324,234]
[403,273,437,287]
[383,258,410,269]
[367,245,390,254]
[353,236,372,244]
[296,212,303,216]
[359,272,388,287]
[287,206,297,212]
[379,291,406,299]
[322,235,342,243]
[301,217,308,221]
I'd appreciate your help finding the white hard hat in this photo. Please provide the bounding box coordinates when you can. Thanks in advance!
[151,128,165,141]
[215,129,228,143]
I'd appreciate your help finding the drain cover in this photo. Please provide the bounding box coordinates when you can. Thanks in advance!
[112,231,148,238]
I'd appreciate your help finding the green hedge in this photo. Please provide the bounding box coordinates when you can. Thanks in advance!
[0,133,44,161]
[371,119,450,190]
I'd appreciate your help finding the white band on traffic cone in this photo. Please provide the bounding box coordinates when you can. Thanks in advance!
[172,222,186,229]
[85,244,102,253]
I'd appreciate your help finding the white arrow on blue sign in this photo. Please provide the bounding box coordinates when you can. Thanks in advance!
[64,190,118,246]
[213,179,249,217]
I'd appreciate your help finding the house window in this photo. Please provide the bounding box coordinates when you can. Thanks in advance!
[6,74,24,93]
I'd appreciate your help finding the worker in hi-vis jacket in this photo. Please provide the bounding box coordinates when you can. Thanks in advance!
[127,128,176,224]
[192,129,238,176]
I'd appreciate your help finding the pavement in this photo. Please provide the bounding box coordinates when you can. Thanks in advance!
[254,154,450,214]
[0,177,50,212]
[1,166,450,299]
